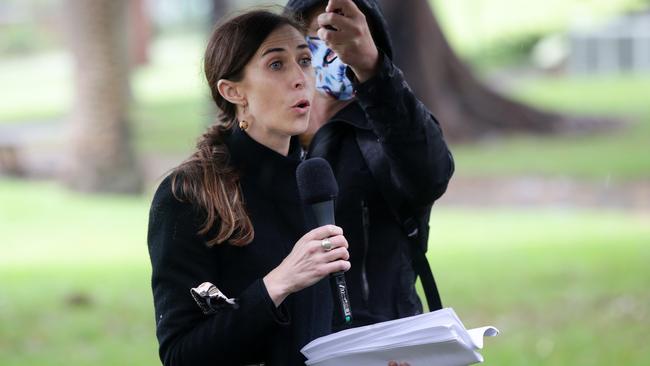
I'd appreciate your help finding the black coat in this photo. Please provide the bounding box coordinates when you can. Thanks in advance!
[147,128,332,366]
[287,0,455,328]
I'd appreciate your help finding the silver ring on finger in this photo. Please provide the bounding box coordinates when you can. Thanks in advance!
[321,238,333,251]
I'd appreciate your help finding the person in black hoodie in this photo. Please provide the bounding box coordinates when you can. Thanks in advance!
[284,0,455,328]
[147,11,351,365]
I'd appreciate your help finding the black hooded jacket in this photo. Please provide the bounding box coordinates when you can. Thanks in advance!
[286,0,454,327]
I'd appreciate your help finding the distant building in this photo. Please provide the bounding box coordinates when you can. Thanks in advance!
[568,9,650,74]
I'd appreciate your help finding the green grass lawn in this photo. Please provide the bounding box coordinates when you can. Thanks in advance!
[0,179,158,365]
[1,179,649,365]
[427,207,650,365]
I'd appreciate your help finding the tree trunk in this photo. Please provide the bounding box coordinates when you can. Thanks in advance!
[63,0,142,193]
[379,0,607,141]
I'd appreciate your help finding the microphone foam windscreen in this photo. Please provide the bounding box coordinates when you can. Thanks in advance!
[296,157,339,204]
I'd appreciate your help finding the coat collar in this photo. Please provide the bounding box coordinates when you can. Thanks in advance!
[329,101,373,130]
[227,126,303,202]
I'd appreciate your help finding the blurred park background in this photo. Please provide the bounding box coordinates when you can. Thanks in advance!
[1,0,649,365]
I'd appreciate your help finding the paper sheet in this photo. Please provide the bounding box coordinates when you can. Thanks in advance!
[301,308,499,366]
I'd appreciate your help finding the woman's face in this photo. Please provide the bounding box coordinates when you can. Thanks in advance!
[238,24,315,144]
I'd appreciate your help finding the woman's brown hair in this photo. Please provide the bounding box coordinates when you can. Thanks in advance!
[170,10,306,247]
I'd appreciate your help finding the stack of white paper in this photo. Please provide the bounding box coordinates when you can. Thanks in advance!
[301,308,498,366]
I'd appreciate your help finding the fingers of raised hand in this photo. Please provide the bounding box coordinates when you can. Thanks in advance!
[317,12,361,44]
[317,12,338,31]
[317,11,356,31]
[316,27,332,45]
[325,0,363,18]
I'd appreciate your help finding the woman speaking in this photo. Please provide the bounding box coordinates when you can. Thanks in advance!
[147,10,350,365]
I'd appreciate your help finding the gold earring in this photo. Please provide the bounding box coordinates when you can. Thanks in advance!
[239,102,249,130]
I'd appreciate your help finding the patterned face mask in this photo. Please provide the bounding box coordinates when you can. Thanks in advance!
[307,37,355,101]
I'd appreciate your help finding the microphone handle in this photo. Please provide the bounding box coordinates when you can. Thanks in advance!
[332,271,353,325]
[310,200,353,326]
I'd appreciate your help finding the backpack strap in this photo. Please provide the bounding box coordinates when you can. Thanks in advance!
[355,129,442,311]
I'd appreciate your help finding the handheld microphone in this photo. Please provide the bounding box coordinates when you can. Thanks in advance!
[296,157,352,326]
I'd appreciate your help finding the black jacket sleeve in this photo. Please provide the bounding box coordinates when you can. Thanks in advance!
[147,177,289,365]
[350,50,455,207]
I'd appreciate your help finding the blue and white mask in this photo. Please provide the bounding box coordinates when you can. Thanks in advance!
[307,37,355,101]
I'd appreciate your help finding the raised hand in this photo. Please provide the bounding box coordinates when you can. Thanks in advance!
[316,0,380,82]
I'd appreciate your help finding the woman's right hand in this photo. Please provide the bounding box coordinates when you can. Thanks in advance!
[263,225,350,307]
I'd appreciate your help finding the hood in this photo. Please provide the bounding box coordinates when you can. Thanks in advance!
[285,0,393,60]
